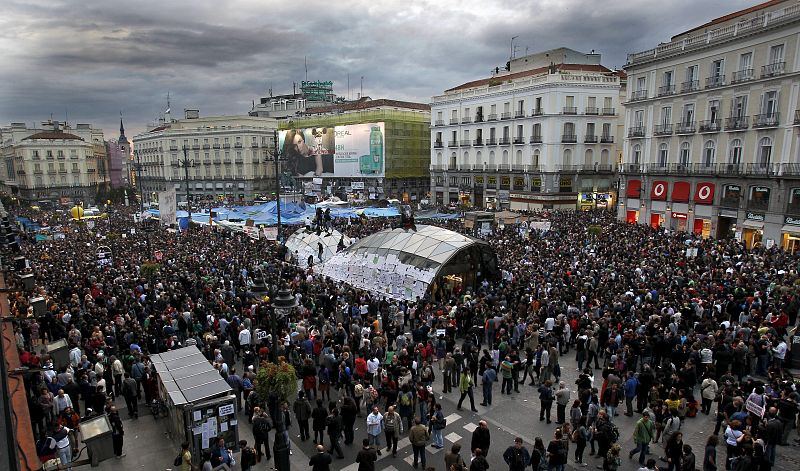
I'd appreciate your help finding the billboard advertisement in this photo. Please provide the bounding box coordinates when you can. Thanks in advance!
[279,122,385,178]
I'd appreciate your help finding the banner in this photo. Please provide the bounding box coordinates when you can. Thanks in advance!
[279,122,385,178]
[262,227,278,241]
[243,226,260,240]
[158,189,177,225]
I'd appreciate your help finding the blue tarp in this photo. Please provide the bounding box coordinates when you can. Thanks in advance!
[15,216,42,232]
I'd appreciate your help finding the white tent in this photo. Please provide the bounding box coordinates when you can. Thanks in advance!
[285,227,351,267]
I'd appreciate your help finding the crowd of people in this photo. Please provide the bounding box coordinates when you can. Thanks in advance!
[5,203,800,471]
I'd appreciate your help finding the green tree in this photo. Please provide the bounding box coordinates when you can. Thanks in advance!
[254,359,297,407]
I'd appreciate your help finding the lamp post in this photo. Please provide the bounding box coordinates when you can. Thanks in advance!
[269,287,296,471]
[133,150,145,213]
[178,146,195,230]
[267,129,285,242]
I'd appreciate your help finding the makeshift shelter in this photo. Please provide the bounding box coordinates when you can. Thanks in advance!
[285,228,351,267]
[320,224,498,301]
[494,210,522,224]
[151,346,238,463]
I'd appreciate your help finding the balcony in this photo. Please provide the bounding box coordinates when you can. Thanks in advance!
[653,124,673,136]
[514,110,525,118]
[561,134,577,143]
[473,138,484,146]
[448,141,459,147]
[487,113,497,121]
[681,80,699,93]
[500,112,512,120]
[460,140,472,146]
[600,135,614,143]
[584,135,598,143]
[705,75,725,89]
[562,107,578,115]
[781,163,800,175]
[585,107,599,115]
[725,116,749,131]
[731,69,754,84]
[213,144,220,149]
[627,127,645,138]
[434,141,444,148]
[191,144,200,150]
[630,90,647,101]
[461,117,472,124]
[753,113,779,128]
[475,115,484,123]
[434,120,445,126]
[699,119,722,133]
[658,84,676,96]
[601,108,616,116]
[449,118,459,125]
[234,143,243,148]
[169,146,178,151]
[530,135,542,143]
[795,110,800,125]
[498,137,511,145]
[486,138,497,145]
[745,163,777,176]
[675,122,696,134]
[531,109,544,116]
[223,143,231,148]
[513,137,525,144]
[202,144,211,150]
[761,61,785,78]
[46,154,54,160]
[719,163,744,176]
[251,142,259,148]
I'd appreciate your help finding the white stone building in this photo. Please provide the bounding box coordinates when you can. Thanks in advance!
[620,0,800,250]
[0,120,109,204]
[132,111,278,205]
[429,47,625,210]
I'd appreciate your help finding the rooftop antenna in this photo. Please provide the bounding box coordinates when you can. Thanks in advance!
[304,56,308,82]
[360,76,363,99]
[65,108,68,128]
[510,35,519,60]
[165,91,171,121]
[347,73,350,100]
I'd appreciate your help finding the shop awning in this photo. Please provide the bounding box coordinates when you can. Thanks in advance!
[742,220,764,229]
[650,181,668,200]
[626,180,641,198]
[782,224,800,235]
[694,182,715,204]
[672,182,690,202]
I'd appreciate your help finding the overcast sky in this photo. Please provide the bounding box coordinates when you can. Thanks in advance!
[0,0,759,139]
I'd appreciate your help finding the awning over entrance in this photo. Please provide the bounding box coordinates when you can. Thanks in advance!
[781,224,800,235]
[626,180,641,198]
[742,220,764,230]
[672,182,690,202]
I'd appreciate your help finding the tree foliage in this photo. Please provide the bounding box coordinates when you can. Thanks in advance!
[254,358,297,407]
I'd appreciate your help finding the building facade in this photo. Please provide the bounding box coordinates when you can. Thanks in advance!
[620,0,800,251]
[105,118,130,189]
[282,98,431,202]
[0,121,109,204]
[429,47,625,210]
[132,112,278,204]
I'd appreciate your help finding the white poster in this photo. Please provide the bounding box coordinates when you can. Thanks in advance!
[158,188,177,226]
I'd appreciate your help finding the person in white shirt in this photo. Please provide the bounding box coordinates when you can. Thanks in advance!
[53,423,73,470]
[238,327,251,356]
[69,346,82,368]
[773,340,787,370]
[366,407,384,454]
[54,389,73,415]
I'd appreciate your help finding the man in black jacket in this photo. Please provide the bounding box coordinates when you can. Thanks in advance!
[309,444,333,471]
[251,407,272,462]
[471,420,491,458]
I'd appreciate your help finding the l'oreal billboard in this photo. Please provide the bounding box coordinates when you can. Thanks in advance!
[279,122,385,178]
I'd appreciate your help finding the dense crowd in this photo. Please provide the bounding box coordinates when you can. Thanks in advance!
[6,204,800,471]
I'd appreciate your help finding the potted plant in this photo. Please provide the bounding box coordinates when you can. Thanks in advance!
[254,357,297,409]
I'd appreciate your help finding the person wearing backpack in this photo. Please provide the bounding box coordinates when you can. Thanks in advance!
[504,437,531,471]
[174,441,192,471]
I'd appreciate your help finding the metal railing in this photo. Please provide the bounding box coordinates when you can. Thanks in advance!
[461,117,472,124]
[434,141,443,148]
[562,107,578,115]
[486,138,497,145]
[434,120,444,126]
[653,124,673,136]
[753,113,779,128]
[584,135,598,143]
[795,110,800,125]
[585,107,599,115]
[449,118,459,125]
[475,115,484,123]
[600,135,614,143]
[487,114,498,121]
[731,69,754,83]
[448,141,459,147]
[530,135,542,143]
[500,112,512,120]
[658,84,676,96]
[725,116,749,130]
[561,134,577,143]
[761,62,785,78]
[513,137,525,144]
[498,137,511,145]
[531,109,544,116]
[705,75,725,89]
[473,138,484,146]
[627,127,645,138]
[630,90,648,101]
[681,80,699,93]
[699,119,722,133]
[515,111,525,118]
[675,122,696,134]
[601,108,616,116]
[460,140,472,146]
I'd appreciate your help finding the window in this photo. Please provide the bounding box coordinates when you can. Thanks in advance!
[682,104,695,124]
[787,188,800,214]
[758,137,772,167]
[533,149,540,167]
[435,131,442,145]
[634,110,644,127]
[565,96,575,107]
[450,153,457,168]
[761,91,778,116]
[663,70,673,87]
[711,59,724,78]
[534,97,542,113]
[563,122,575,136]
[686,65,698,82]
[588,97,596,108]
[586,123,595,137]
[636,77,645,92]
[708,100,720,122]
[603,97,612,109]
[632,144,641,164]
[602,123,611,137]
[680,142,690,166]
[703,141,715,166]
[563,149,572,167]
[515,125,524,143]
[658,144,668,167]
[660,107,672,125]
[769,44,784,64]
[729,139,742,165]
[732,95,747,117]
[532,123,541,138]
[584,149,594,167]
[739,52,752,71]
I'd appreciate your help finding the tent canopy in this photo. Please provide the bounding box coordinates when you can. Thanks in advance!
[285,227,351,267]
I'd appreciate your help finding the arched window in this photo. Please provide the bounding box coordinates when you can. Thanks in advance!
[463,151,470,167]
[600,149,610,166]
[680,142,690,166]
[450,152,457,169]
[632,144,641,164]
[758,137,772,168]
[502,150,509,165]
[563,149,573,167]
[436,152,443,166]
[703,140,715,167]
[729,139,742,165]
[584,149,594,167]
[515,150,523,165]
[533,149,540,168]
[488,150,496,165]
[658,143,668,167]
[476,151,483,164]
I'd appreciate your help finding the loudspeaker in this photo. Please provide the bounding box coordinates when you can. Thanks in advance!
[30,296,46,317]
[19,273,35,291]
[13,256,25,271]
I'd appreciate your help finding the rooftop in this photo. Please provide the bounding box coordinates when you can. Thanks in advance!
[304,98,430,115]
[22,131,84,141]
[445,63,614,92]
[672,0,788,39]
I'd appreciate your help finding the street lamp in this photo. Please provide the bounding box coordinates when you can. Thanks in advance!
[266,129,288,242]
[270,287,296,471]
[133,150,146,213]
[178,146,195,230]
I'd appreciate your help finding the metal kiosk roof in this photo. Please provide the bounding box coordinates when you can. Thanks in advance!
[152,346,231,406]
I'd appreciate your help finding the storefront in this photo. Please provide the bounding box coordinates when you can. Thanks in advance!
[670,212,688,232]
[781,216,800,254]
[742,212,765,249]
[692,218,712,238]
[717,209,738,239]
[626,209,639,224]
[579,192,614,210]
[650,212,664,229]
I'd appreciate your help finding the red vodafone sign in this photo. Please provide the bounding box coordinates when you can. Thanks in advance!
[650,181,668,201]
[694,182,715,205]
